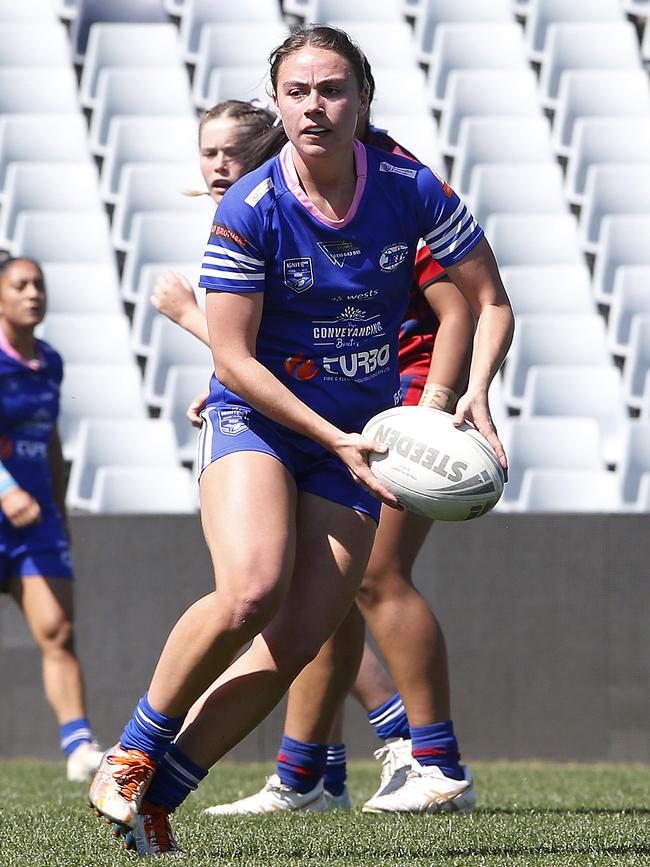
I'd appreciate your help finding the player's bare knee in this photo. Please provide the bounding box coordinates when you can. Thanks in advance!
[224,586,284,637]
[37,615,74,655]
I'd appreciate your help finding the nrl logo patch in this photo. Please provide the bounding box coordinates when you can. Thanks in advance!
[379,242,409,272]
[283,257,313,292]
[317,240,361,268]
[218,408,250,436]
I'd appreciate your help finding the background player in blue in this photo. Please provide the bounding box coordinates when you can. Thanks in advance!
[0,255,103,782]
[89,25,513,856]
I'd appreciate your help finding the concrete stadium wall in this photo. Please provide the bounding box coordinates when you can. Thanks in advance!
[1,514,648,764]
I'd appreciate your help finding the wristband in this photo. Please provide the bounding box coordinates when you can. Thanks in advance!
[0,468,19,497]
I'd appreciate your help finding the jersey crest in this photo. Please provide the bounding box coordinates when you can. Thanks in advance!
[283,257,313,293]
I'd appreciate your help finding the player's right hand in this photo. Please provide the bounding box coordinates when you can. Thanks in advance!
[151,271,198,326]
[332,433,403,510]
[0,487,42,527]
[187,390,209,427]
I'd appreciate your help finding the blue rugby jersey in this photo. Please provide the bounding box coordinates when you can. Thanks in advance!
[198,140,483,433]
[0,336,62,512]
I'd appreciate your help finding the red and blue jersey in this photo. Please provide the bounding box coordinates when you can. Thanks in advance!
[199,139,482,433]
[0,333,62,514]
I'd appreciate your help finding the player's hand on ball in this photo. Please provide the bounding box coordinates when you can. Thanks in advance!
[0,486,42,528]
[151,271,198,326]
[453,389,508,479]
[332,433,403,510]
[187,389,209,427]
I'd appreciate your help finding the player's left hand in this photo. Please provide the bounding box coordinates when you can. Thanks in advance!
[453,388,508,480]
[332,433,403,510]
[187,390,209,426]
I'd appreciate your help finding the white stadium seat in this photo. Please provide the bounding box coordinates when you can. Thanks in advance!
[121,213,209,303]
[308,0,403,22]
[69,0,168,64]
[328,20,417,72]
[485,214,583,270]
[0,68,79,115]
[451,117,554,198]
[502,314,611,409]
[621,0,650,16]
[368,67,430,117]
[93,466,197,514]
[413,0,513,66]
[618,421,650,503]
[201,66,272,113]
[643,16,650,64]
[66,419,181,512]
[130,262,201,357]
[369,115,443,174]
[500,265,595,317]
[0,23,71,67]
[466,163,566,228]
[592,216,650,303]
[0,163,102,247]
[622,316,650,410]
[428,23,528,112]
[524,0,624,63]
[580,166,650,256]
[112,163,212,252]
[552,70,650,159]
[539,22,640,110]
[160,365,212,462]
[518,469,623,513]
[41,264,121,315]
[0,115,90,196]
[143,318,213,409]
[520,366,628,465]
[57,0,80,20]
[440,69,541,158]
[80,23,182,109]
[11,212,115,265]
[38,314,134,366]
[59,364,146,461]
[179,0,282,63]
[502,417,605,506]
[192,22,288,109]
[0,0,59,25]
[100,116,198,205]
[89,67,193,157]
[607,267,650,358]
[634,474,650,513]
[164,0,186,14]
[565,118,650,208]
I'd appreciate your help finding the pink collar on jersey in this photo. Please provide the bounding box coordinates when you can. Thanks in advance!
[0,324,43,370]
[280,139,367,229]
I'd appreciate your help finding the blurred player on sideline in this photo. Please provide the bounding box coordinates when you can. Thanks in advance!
[88,25,511,856]
[0,255,103,781]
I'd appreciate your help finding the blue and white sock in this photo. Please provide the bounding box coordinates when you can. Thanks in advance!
[411,720,464,781]
[59,717,94,757]
[120,694,185,763]
[144,743,208,812]
[323,743,347,796]
[367,693,410,741]
[276,735,327,794]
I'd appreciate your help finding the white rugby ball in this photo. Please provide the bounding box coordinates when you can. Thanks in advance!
[362,405,504,521]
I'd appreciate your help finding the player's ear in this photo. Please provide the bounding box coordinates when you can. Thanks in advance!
[358,84,370,119]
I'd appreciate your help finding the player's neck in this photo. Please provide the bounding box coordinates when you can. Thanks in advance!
[291,148,356,220]
[0,319,37,362]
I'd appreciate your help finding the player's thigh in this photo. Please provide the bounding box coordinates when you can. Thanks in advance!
[363,504,433,590]
[7,574,75,647]
[264,492,376,656]
[199,451,297,601]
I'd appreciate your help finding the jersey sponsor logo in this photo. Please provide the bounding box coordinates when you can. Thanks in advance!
[380,161,417,179]
[210,223,249,249]
[323,343,391,380]
[332,289,379,302]
[432,170,454,198]
[244,176,274,207]
[284,354,320,381]
[283,257,313,293]
[379,242,409,272]
[317,240,361,267]
[217,408,250,437]
[312,308,385,349]
[15,439,47,459]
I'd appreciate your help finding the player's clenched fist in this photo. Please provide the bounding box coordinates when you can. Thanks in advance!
[0,486,42,527]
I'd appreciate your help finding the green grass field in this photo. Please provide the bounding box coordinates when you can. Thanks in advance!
[1,760,649,867]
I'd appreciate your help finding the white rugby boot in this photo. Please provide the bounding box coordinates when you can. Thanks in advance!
[88,744,157,829]
[362,760,475,814]
[364,738,413,804]
[66,740,104,782]
[323,785,352,811]
[202,774,328,816]
[122,800,184,857]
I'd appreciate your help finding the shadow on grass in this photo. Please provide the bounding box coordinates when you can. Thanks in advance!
[483,807,650,816]
[444,845,650,858]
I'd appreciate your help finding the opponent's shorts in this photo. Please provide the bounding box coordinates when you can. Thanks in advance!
[197,403,381,523]
[400,372,427,407]
[0,508,74,590]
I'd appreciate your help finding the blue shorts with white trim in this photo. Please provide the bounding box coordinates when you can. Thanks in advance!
[0,507,74,589]
[197,403,381,523]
